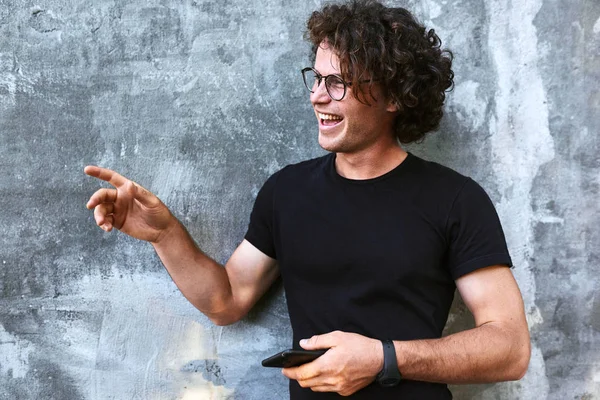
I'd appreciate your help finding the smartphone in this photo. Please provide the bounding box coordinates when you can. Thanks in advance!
[261,349,327,368]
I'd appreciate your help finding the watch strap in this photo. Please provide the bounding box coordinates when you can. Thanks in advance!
[376,339,402,387]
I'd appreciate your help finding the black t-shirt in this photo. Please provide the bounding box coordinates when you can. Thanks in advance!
[245,152,512,399]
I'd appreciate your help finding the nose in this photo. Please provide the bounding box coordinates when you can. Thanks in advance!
[310,79,331,105]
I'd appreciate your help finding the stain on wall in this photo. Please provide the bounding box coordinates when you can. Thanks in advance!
[1,0,598,399]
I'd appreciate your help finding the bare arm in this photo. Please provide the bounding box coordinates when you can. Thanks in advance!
[284,265,530,395]
[392,265,531,383]
[85,166,279,326]
[153,225,279,326]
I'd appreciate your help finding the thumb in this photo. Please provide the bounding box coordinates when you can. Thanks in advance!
[299,331,340,350]
[131,181,159,208]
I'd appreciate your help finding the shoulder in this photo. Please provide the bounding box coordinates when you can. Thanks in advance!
[402,153,500,221]
[283,153,331,175]
[406,152,470,195]
[256,153,331,195]
[271,153,332,183]
[408,153,466,180]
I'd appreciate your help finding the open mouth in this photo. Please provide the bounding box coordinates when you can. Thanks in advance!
[318,112,343,127]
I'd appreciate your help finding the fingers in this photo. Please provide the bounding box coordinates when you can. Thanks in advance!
[84,165,128,188]
[304,384,340,394]
[86,188,118,209]
[94,203,115,229]
[283,361,321,382]
[100,215,115,232]
[296,376,338,390]
[306,386,331,393]
[289,369,341,393]
[300,331,341,350]
[84,166,160,208]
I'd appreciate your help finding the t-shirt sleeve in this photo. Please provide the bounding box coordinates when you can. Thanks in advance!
[244,171,280,259]
[446,178,513,279]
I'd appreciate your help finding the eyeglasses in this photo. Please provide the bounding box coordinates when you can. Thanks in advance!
[301,68,376,101]
[301,67,350,101]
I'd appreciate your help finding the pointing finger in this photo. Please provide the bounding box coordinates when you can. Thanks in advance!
[86,188,118,209]
[84,166,128,188]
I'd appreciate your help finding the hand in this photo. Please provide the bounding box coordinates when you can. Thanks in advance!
[84,166,176,243]
[282,331,384,396]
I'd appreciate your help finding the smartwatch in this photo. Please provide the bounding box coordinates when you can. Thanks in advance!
[376,339,402,387]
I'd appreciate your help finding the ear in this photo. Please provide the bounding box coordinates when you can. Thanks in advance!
[386,99,400,113]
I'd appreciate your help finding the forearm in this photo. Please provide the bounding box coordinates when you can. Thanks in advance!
[394,322,530,384]
[152,219,235,323]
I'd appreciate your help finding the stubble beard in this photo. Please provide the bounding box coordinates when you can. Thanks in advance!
[318,125,380,155]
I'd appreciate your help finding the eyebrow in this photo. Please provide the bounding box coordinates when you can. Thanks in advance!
[312,68,344,78]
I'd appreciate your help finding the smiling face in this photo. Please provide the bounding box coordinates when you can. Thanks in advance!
[310,42,399,155]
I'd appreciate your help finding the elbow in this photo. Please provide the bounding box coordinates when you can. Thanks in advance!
[508,356,530,381]
[207,308,244,327]
[198,295,244,326]
[514,344,531,380]
[211,317,236,326]
[507,335,531,381]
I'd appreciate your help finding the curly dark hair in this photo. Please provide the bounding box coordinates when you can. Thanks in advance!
[306,0,454,143]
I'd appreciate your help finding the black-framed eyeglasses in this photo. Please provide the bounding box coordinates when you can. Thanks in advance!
[301,67,350,101]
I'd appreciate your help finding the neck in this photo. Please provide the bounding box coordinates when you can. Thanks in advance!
[334,140,408,180]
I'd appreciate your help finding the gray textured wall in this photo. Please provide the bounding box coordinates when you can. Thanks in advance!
[0,0,598,399]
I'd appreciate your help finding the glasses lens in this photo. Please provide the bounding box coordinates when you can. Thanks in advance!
[302,69,318,93]
[325,75,346,101]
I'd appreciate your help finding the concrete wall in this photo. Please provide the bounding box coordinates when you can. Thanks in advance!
[0,0,598,398]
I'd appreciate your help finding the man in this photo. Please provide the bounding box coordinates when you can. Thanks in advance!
[85,0,530,398]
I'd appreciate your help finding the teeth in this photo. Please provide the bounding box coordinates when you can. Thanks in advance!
[318,113,343,121]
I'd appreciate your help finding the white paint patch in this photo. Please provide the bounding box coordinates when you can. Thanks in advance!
[449,80,486,130]
[178,76,199,94]
[487,0,554,397]
[0,72,16,107]
[430,1,443,20]
[151,160,197,203]
[0,324,34,379]
[69,267,233,399]
[0,53,17,109]
[526,305,544,327]
[47,30,63,42]
[420,0,443,20]
[533,214,564,224]
[68,266,285,399]
[593,16,600,34]
[91,92,119,167]
[181,385,235,400]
